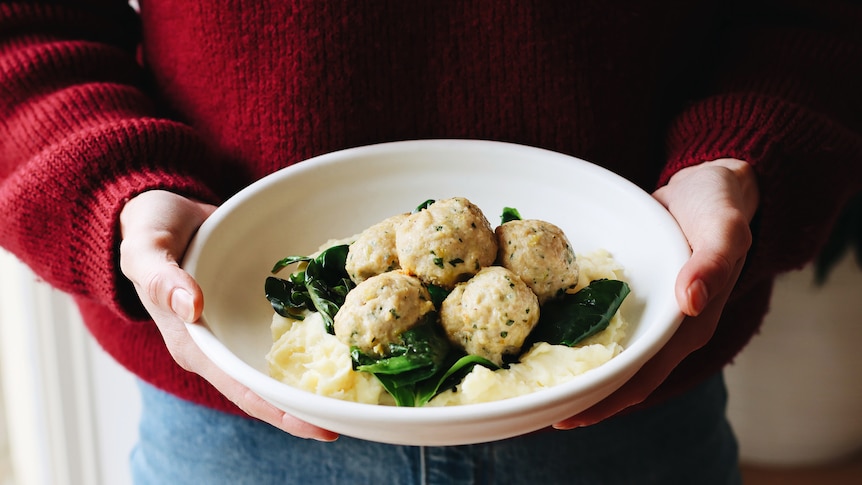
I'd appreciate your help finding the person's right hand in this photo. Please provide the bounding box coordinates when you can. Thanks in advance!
[554,158,758,428]
[119,190,338,441]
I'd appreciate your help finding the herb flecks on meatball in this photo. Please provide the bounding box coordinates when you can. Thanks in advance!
[345,212,409,283]
[495,219,579,303]
[396,197,497,289]
[440,266,540,366]
[333,271,434,358]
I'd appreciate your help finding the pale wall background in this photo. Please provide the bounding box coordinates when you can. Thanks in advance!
[0,250,140,485]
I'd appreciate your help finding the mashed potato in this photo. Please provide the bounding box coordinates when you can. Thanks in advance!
[266,249,628,406]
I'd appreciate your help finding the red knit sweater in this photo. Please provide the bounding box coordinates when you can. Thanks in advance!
[1,0,861,416]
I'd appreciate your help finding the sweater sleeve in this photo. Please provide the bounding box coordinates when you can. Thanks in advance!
[0,1,222,319]
[660,0,862,283]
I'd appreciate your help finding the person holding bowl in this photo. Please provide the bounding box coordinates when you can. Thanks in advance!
[1,1,860,484]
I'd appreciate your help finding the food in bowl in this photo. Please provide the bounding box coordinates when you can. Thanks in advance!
[265,197,631,407]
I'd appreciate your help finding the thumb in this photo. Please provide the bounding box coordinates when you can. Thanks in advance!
[672,213,751,317]
[120,245,205,323]
[148,262,203,323]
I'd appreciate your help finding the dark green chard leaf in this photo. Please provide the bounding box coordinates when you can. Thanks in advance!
[426,284,450,309]
[303,245,353,333]
[270,255,312,274]
[309,244,351,284]
[526,279,630,347]
[373,374,418,406]
[413,354,498,407]
[352,318,449,378]
[414,199,435,213]
[264,276,308,320]
[500,206,522,224]
[265,244,354,333]
[350,318,498,407]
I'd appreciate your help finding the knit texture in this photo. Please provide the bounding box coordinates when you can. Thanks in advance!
[2,0,861,417]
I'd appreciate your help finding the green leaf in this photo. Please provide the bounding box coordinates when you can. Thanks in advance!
[265,244,355,333]
[373,374,419,406]
[350,317,471,406]
[310,244,351,286]
[500,206,522,224]
[414,199,435,213]
[271,255,312,274]
[413,354,498,407]
[353,317,448,376]
[526,279,630,347]
[264,276,308,319]
[426,284,450,309]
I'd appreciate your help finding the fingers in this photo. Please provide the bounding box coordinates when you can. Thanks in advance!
[554,160,760,428]
[555,255,746,429]
[186,334,340,440]
[672,209,751,316]
[118,190,339,440]
[158,319,339,441]
[653,159,758,316]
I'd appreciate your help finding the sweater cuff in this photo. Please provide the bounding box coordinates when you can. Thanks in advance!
[99,172,222,322]
[2,117,222,322]
[90,124,223,321]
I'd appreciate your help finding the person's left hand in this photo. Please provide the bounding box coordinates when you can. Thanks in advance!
[554,158,759,429]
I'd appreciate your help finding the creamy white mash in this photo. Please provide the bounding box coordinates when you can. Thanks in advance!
[266,249,628,406]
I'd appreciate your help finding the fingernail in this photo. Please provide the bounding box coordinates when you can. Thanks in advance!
[171,288,195,322]
[688,279,709,316]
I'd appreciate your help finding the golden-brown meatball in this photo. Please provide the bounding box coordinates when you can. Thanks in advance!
[333,271,435,358]
[439,266,540,366]
[495,219,579,303]
[396,197,497,288]
[345,212,409,283]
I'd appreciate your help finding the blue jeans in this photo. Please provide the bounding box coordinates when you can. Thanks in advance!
[131,373,741,484]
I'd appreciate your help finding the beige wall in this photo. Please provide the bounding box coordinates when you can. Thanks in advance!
[0,249,139,485]
[727,252,862,466]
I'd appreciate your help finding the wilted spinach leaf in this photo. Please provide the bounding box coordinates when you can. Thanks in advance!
[426,284,450,309]
[500,206,522,224]
[264,275,310,320]
[351,318,498,407]
[413,354,497,407]
[526,279,630,347]
[265,244,354,333]
[352,317,449,379]
[414,199,435,213]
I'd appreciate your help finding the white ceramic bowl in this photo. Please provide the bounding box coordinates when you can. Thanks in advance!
[182,139,690,446]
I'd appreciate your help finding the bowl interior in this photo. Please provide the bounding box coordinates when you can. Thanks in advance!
[183,139,690,444]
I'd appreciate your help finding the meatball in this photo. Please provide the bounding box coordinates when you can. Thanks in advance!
[396,197,497,288]
[440,266,540,366]
[333,271,434,358]
[495,219,579,303]
[345,212,409,283]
